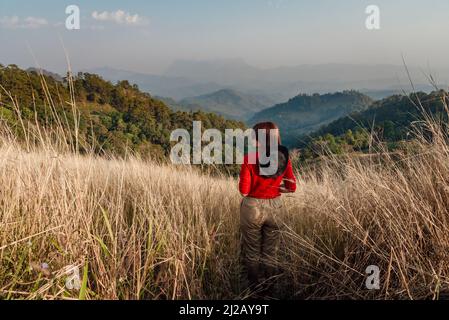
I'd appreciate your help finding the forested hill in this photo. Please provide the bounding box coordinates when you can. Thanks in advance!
[0,64,244,158]
[177,89,273,120]
[300,90,449,158]
[248,90,373,146]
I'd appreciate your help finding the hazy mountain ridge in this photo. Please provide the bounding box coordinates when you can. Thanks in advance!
[174,89,275,120]
[85,66,224,100]
[86,61,447,104]
[164,60,447,100]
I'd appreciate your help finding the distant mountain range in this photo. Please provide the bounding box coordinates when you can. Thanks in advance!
[159,89,275,120]
[85,61,448,104]
[163,59,446,100]
[249,91,374,146]
[85,67,223,100]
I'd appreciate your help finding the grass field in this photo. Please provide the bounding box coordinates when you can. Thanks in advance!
[1,81,449,299]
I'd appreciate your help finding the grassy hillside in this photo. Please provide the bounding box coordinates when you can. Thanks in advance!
[1,107,449,299]
[249,91,373,146]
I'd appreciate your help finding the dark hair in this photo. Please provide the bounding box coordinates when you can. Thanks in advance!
[252,122,281,151]
[253,122,288,178]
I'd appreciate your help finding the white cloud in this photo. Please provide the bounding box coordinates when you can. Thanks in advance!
[91,10,148,26]
[0,16,48,29]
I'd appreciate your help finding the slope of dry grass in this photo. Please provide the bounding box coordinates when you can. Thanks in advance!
[1,122,449,299]
[0,141,243,299]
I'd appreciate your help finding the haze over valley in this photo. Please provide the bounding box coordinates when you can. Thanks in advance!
[88,60,448,103]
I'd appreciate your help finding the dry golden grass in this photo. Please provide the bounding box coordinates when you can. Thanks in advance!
[1,73,449,300]
[0,137,243,299]
[1,122,449,300]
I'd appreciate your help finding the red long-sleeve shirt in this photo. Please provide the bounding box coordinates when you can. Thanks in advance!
[239,153,297,199]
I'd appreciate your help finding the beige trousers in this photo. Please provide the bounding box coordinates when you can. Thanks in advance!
[240,196,283,289]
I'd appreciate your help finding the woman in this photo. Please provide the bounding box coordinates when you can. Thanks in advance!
[239,122,297,294]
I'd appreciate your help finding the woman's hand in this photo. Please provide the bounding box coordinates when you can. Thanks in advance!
[279,184,293,193]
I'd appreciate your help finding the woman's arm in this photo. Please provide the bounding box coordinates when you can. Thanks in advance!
[282,160,297,193]
[239,160,251,197]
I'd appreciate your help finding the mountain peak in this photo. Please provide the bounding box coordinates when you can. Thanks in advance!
[176,88,273,120]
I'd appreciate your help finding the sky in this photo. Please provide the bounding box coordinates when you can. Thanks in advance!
[1,0,449,74]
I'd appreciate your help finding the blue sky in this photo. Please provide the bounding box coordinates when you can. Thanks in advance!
[1,0,449,74]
